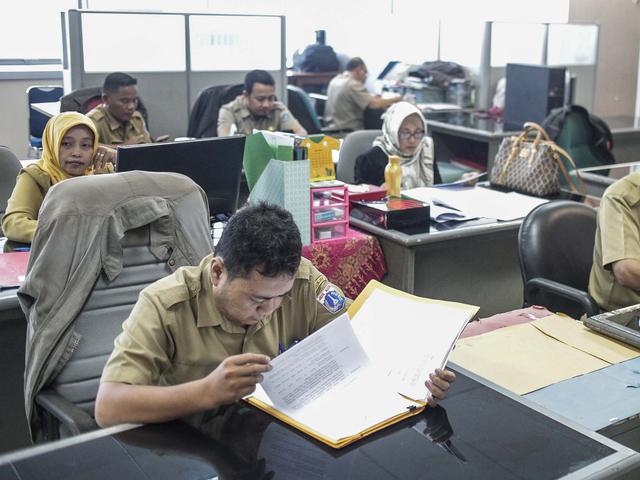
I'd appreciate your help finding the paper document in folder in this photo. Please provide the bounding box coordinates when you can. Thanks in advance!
[246,280,478,448]
[403,186,548,221]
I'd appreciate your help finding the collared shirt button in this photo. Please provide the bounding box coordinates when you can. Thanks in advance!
[168,259,176,267]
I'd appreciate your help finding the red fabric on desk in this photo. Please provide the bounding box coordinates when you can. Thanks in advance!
[302,228,387,300]
[0,252,30,288]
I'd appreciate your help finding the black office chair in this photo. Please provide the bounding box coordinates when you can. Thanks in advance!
[518,200,600,319]
[0,146,21,236]
[21,171,214,441]
[187,83,244,138]
[287,85,324,134]
[27,85,64,158]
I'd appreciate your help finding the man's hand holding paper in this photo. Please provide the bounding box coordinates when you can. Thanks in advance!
[247,282,477,447]
[203,353,272,407]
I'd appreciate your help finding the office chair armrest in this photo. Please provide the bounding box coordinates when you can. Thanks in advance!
[524,277,600,317]
[35,389,98,436]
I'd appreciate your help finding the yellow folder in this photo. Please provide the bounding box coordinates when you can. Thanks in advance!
[245,280,478,448]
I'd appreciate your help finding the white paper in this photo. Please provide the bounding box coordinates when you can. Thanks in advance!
[430,204,478,223]
[350,288,473,400]
[251,286,475,442]
[404,186,548,221]
[260,313,369,411]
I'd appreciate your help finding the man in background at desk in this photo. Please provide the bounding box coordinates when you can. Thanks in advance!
[325,57,402,131]
[86,72,153,147]
[95,203,455,427]
[589,172,640,311]
[217,70,307,137]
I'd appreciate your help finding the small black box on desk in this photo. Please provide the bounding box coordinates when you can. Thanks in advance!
[350,198,430,234]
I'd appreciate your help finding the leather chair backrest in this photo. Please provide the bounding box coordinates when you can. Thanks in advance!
[49,225,172,416]
[518,200,597,309]
[337,129,381,183]
[0,146,21,233]
[187,84,244,138]
[286,85,323,134]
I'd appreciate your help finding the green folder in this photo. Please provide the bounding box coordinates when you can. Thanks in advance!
[243,131,294,190]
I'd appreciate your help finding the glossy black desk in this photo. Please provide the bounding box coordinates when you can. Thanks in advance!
[1,368,637,480]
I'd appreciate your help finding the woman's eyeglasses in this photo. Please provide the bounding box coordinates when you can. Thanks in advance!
[398,130,425,141]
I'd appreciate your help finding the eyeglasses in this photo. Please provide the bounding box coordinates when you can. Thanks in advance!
[398,130,425,141]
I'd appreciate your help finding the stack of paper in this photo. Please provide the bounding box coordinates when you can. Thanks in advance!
[403,186,548,222]
[246,281,478,448]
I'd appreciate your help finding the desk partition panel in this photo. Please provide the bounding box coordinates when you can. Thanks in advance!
[62,10,286,138]
[477,21,599,111]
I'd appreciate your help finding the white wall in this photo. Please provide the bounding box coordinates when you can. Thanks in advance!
[0,77,62,158]
[569,0,640,117]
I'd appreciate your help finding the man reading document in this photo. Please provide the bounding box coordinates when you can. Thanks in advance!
[95,203,455,427]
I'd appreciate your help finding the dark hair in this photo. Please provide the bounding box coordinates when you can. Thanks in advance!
[346,57,365,71]
[244,70,275,94]
[103,72,138,95]
[215,203,302,279]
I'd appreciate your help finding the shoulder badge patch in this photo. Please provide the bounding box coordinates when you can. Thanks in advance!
[316,284,345,313]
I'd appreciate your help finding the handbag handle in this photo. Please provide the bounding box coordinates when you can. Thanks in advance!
[550,144,586,194]
[522,122,551,142]
[498,123,551,183]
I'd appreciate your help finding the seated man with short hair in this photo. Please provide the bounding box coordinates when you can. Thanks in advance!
[87,72,152,146]
[589,172,640,311]
[217,70,307,137]
[95,203,455,427]
[325,57,402,131]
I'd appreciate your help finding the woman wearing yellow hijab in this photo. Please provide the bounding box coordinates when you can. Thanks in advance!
[2,112,114,243]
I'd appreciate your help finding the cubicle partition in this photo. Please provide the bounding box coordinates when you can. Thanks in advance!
[481,21,599,111]
[431,20,599,111]
[62,10,286,138]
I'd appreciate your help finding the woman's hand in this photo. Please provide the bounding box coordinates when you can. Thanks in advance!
[459,171,481,186]
[93,146,116,170]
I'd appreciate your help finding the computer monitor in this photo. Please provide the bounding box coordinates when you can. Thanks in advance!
[116,136,246,217]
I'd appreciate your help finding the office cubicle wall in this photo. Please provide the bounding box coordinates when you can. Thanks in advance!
[436,21,598,111]
[62,10,286,138]
[478,22,599,111]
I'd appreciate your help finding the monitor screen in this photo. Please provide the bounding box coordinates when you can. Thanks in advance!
[116,136,246,217]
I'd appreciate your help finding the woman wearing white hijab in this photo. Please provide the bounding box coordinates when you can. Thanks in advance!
[354,101,441,188]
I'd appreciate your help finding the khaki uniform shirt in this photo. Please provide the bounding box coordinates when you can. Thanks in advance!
[325,72,372,131]
[86,104,151,145]
[589,172,640,311]
[217,95,302,136]
[102,255,351,387]
[2,163,113,243]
